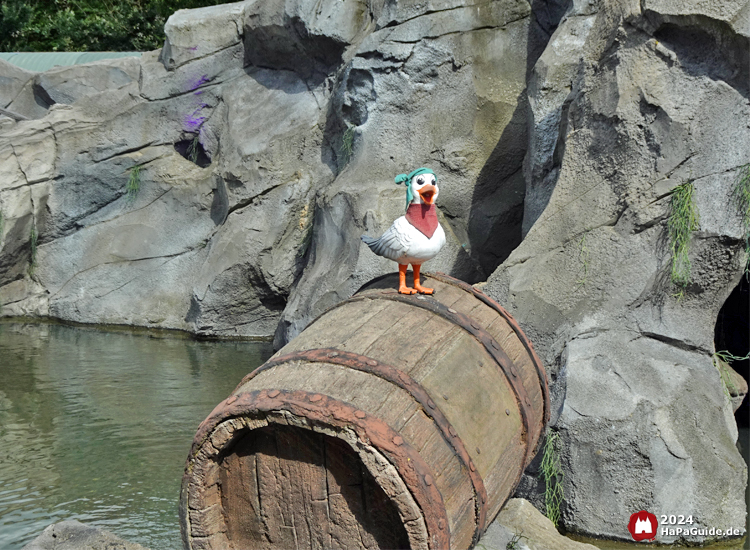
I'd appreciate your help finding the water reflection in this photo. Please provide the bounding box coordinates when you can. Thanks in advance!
[1,322,747,550]
[0,322,273,549]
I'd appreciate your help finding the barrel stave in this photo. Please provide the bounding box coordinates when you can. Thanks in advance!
[285,298,391,352]
[446,493,477,550]
[484,315,545,452]
[401,411,475,542]
[240,362,395,418]
[353,304,455,368]
[481,428,527,519]
[420,333,522,477]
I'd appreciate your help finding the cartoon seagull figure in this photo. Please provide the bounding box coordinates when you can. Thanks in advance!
[362,167,446,295]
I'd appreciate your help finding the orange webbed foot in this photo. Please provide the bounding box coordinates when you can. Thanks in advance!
[411,264,433,294]
[398,264,417,294]
[414,284,434,295]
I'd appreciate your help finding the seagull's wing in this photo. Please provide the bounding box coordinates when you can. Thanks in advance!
[361,217,413,262]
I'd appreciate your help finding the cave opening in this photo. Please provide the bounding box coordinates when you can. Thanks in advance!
[715,275,749,428]
[175,136,212,168]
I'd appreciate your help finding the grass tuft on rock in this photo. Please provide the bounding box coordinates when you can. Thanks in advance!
[339,125,354,166]
[126,165,141,203]
[712,350,749,399]
[667,180,699,294]
[539,431,564,527]
[187,135,200,164]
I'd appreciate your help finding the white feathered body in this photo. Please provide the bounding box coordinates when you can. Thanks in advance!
[362,216,446,265]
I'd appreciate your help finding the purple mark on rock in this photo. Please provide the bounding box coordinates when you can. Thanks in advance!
[189,46,199,51]
[182,80,212,131]
[187,74,211,92]
[183,103,211,132]
[184,114,207,133]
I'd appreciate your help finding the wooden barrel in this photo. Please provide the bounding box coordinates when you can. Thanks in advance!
[181,272,549,550]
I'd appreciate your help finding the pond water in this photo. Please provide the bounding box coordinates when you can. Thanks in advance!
[0,321,747,549]
[0,321,273,549]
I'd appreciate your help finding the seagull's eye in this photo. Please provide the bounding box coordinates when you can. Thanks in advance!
[417,176,425,185]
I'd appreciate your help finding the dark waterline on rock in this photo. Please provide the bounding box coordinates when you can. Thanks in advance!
[0,322,273,549]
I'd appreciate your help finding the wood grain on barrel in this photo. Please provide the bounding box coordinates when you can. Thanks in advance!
[218,424,409,550]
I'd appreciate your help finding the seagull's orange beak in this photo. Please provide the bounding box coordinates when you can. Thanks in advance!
[418,184,437,205]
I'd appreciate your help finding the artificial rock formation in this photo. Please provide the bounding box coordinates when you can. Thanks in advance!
[0,0,547,342]
[483,0,750,542]
[0,0,748,544]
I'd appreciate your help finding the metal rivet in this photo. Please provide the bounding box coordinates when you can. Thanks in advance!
[226,395,237,404]
[367,359,377,366]
[470,463,476,472]
[447,307,457,314]
[438,519,446,530]
[525,397,532,407]
[510,366,518,377]
[329,351,339,357]
[309,394,323,402]
[393,436,403,446]
[443,394,449,401]
[355,410,366,419]
[427,399,435,409]
[424,475,433,486]
[491,340,499,350]
[476,447,481,454]
[449,426,457,437]
[505,409,510,415]
[268,390,280,398]
[471,322,481,329]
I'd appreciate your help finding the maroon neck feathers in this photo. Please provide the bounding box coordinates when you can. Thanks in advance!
[405,203,438,238]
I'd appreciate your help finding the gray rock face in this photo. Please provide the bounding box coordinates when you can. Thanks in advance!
[22,520,148,550]
[0,59,34,116]
[0,0,747,544]
[273,0,554,345]
[484,0,749,542]
[0,0,549,343]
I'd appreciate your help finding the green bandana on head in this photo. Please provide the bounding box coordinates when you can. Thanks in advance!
[394,167,436,211]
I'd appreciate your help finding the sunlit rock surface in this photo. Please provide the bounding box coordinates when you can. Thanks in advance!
[480,498,600,550]
[483,0,749,542]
